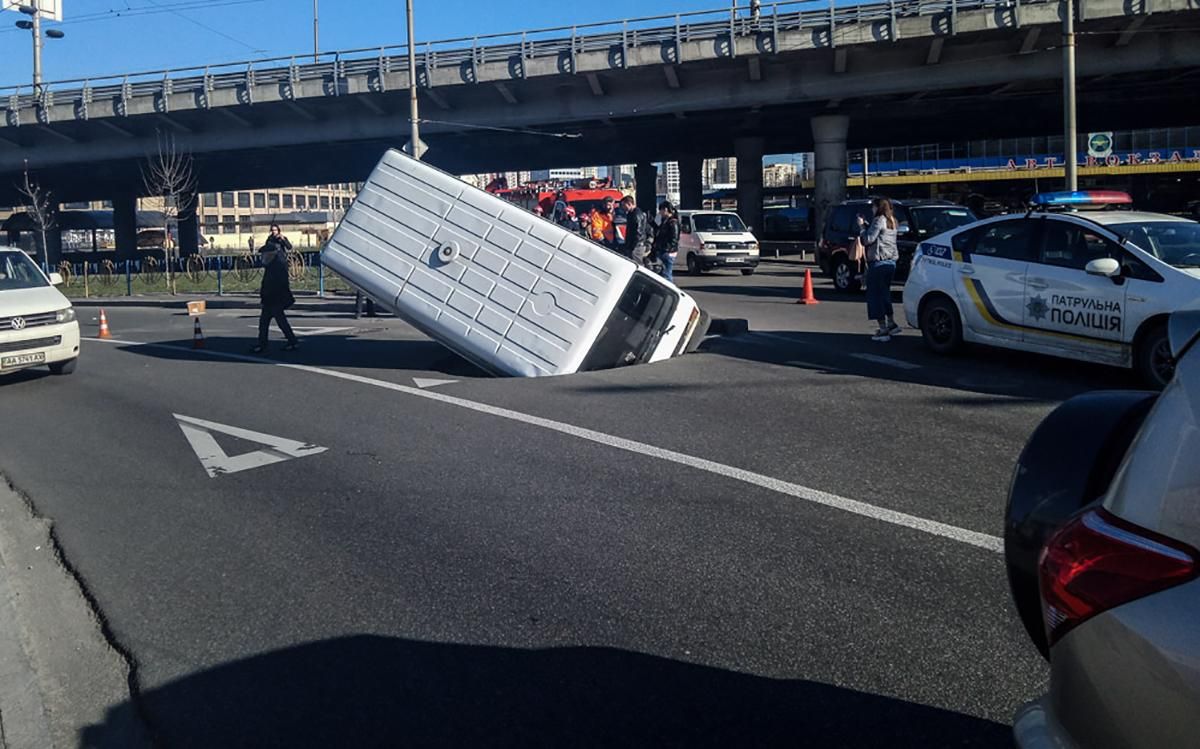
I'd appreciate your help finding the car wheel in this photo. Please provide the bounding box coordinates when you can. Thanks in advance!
[1135,323,1174,389]
[49,358,77,376]
[919,296,963,354]
[1005,390,1158,659]
[740,269,755,276]
[832,257,859,292]
[686,253,701,275]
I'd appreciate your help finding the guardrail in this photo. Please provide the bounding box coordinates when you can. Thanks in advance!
[2,0,1034,113]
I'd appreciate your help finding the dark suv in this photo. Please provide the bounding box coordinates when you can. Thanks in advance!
[817,199,977,291]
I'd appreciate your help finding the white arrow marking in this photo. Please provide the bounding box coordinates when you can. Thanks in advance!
[412,378,458,389]
[173,414,328,478]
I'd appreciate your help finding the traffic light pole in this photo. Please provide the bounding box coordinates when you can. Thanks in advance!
[407,0,421,161]
[31,9,43,92]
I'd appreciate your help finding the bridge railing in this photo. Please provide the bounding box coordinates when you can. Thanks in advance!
[2,0,1038,113]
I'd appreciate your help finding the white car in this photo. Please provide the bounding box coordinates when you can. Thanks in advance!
[902,191,1200,387]
[678,210,760,276]
[0,248,80,376]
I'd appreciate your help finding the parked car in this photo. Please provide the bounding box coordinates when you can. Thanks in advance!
[678,210,760,275]
[0,247,80,376]
[1004,307,1200,748]
[903,190,1200,388]
[761,205,814,242]
[817,199,977,291]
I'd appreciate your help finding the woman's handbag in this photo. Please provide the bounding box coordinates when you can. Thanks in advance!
[850,235,866,263]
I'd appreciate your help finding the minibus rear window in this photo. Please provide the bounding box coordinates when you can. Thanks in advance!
[580,274,679,371]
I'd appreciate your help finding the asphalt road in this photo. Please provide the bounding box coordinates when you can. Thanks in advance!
[1,264,1142,748]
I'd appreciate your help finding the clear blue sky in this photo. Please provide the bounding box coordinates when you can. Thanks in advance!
[2,0,732,84]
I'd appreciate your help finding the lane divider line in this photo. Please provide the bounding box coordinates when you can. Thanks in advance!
[84,337,1002,553]
[849,353,922,370]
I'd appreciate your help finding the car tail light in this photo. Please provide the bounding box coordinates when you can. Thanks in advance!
[1039,508,1198,647]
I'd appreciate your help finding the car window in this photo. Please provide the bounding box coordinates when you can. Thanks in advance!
[829,207,854,234]
[910,207,976,237]
[1038,221,1123,270]
[969,220,1037,261]
[691,214,746,233]
[1109,221,1200,269]
[0,252,49,291]
[680,217,692,235]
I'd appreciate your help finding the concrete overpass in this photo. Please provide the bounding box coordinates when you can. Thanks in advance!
[2,0,1198,258]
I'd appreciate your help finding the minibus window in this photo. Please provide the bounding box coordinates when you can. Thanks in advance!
[580,274,679,371]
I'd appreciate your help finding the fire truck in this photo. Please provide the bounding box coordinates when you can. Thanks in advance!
[486,176,630,241]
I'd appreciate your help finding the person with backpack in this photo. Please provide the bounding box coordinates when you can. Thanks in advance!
[856,198,902,342]
[652,201,680,283]
[252,223,300,353]
[619,195,651,265]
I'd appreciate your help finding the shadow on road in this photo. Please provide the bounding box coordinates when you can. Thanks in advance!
[117,336,487,378]
[700,328,1137,402]
[80,635,1010,749]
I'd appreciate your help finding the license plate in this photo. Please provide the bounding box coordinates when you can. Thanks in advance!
[1,352,46,369]
[727,257,744,263]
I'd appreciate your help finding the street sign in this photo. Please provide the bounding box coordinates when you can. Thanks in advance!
[174,414,327,478]
[186,300,206,317]
[403,136,428,159]
[1087,132,1114,159]
[2,1,62,21]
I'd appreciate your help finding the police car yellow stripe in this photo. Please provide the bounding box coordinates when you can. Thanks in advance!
[962,278,1124,347]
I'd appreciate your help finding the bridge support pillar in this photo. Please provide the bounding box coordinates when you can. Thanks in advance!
[42,204,63,268]
[635,162,658,213]
[812,115,850,247]
[114,194,138,262]
[735,136,764,234]
[179,190,199,258]
[678,155,704,209]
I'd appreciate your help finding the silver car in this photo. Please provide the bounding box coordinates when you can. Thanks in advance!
[1004,309,1200,748]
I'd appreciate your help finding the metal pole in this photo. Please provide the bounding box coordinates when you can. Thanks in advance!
[863,148,870,195]
[1062,0,1078,190]
[407,0,421,161]
[313,0,319,63]
[32,10,43,93]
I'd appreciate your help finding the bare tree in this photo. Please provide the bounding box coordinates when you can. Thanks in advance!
[141,130,197,293]
[17,160,56,271]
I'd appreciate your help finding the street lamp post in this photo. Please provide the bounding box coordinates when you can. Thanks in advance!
[15,4,64,95]
[312,0,319,63]
[1062,0,1078,190]
[407,0,421,161]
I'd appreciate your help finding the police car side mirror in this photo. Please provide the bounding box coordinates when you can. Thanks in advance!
[1085,257,1121,278]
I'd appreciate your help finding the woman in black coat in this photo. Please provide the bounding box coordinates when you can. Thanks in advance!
[252,224,300,353]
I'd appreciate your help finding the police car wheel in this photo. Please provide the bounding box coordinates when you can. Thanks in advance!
[1135,324,1174,389]
[920,296,963,354]
[833,257,859,292]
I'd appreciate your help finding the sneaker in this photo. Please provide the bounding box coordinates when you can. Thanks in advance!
[887,322,903,336]
[283,342,300,352]
[250,345,266,353]
[871,328,891,342]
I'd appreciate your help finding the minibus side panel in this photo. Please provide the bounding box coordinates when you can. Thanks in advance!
[323,149,634,376]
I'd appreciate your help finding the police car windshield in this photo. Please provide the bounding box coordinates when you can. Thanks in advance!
[0,251,49,291]
[691,214,747,233]
[1111,222,1200,268]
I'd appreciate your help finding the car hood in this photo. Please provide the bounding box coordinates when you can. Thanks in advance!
[694,231,757,242]
[1180,268,1200,281]
[0,286,70,317]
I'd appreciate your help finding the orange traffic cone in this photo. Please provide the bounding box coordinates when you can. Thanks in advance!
[192,317,205,349]
[98,308,113,338]
[796,268,820,305]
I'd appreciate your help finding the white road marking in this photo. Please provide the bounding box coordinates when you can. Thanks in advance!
[412,377,458,389]
[89,338,1001,552]
[245,325,352,336]
[173,413,328,478]
[849,353,922,370]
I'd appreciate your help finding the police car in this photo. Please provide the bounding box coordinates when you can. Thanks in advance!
[902,191,1200,387]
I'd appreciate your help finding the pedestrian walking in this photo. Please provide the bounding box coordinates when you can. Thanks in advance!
[857,198,902,342]
[620,195,651,265]
[252,223,300,353]
[652,201,680,283]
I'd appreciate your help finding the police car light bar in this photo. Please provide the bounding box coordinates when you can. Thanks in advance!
[1031,190,1133,207]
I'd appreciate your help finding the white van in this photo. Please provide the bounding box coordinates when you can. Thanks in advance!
[678,210,760,276]
[323,150,709,377]
[0,248,80,376]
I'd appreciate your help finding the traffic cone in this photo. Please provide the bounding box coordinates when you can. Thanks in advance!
[192,317,205,349]
[796,268,820,305]
[98,309,113,338]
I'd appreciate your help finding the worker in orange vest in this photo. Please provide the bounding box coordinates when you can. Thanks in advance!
[588,196,617,248]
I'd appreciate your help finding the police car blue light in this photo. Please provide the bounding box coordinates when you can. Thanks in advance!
[1031,190,1133,207]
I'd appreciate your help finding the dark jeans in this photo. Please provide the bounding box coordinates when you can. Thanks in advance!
[658,251,675,283]
[865,261,896,322]
[258,305,298,346]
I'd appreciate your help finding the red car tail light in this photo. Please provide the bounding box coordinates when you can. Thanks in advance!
[1039,508,1198,647]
